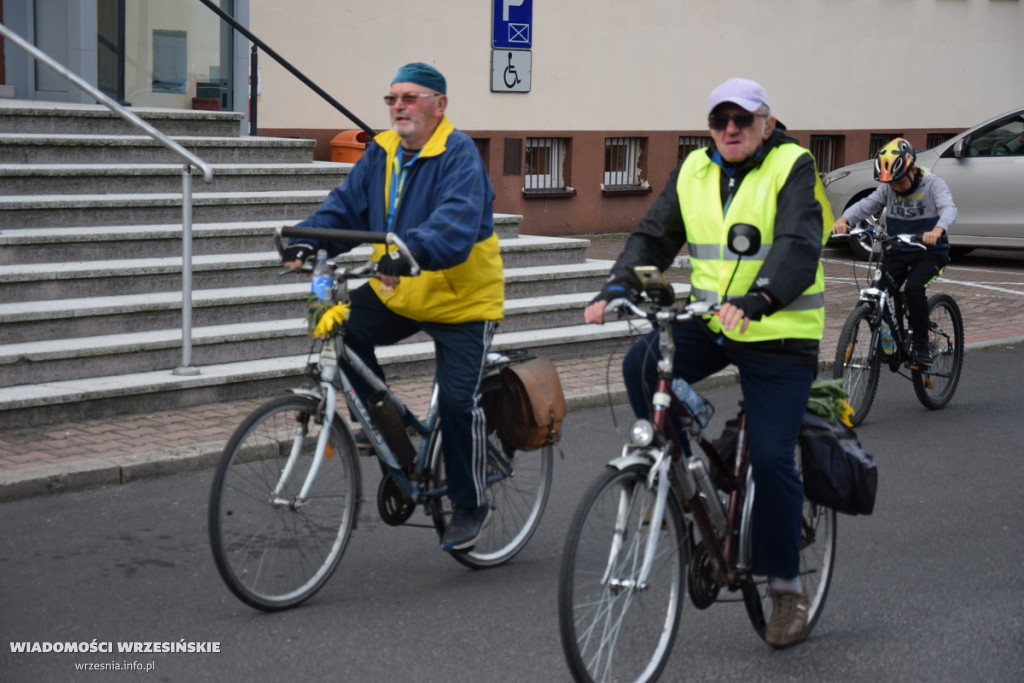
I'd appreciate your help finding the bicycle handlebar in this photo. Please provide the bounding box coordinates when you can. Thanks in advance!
[607,296,718,324]
[275,226,422,276]
[848,226,927,250]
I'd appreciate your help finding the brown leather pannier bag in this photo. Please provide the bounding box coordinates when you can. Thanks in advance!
[498,356,567,451]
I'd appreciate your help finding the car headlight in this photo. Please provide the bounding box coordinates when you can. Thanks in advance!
[629,419,655,447]
[822,170,850,188]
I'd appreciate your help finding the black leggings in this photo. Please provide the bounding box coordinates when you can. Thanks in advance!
[883,249,949,352]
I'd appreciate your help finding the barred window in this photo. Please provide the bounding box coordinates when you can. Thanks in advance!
[472,138,490,168]
[678,135,712,162]
[808,135,841,175]
[604,137,646,188]
[868,133,902,161]
[926,132,955,149]
[524,137,569,190]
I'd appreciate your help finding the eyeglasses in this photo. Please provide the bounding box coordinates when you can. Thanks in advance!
[708,113,764,131]
[383,93,440,106]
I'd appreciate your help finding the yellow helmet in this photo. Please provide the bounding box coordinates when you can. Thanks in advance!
[874,137,916,183]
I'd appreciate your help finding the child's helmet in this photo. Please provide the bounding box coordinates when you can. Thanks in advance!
[874,137,917,183]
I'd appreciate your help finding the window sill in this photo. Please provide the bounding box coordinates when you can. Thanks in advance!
[522,188,577,199]
[601,184,652,197]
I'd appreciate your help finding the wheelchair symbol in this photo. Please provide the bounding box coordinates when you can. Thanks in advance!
[503,52,521,89]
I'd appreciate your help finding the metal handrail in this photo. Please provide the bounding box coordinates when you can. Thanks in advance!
[0,22,212,376]
[195,0,376,138]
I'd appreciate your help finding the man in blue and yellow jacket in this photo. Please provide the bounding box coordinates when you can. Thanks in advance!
[585,78,832,648]
[282,63,503,552]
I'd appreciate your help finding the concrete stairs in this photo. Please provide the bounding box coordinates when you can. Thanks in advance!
[0,101,637,429]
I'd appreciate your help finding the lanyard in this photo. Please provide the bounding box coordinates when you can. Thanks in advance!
[387,149,420,232]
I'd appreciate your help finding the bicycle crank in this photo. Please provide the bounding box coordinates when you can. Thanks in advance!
[377,475,415,526]
[687,540,721,609]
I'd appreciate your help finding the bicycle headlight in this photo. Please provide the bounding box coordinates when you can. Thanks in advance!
[629,419,655,447]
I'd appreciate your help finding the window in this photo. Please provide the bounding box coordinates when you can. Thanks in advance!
[966,114,1024,156]
[926,133,955,149]
[809,135,842,175]
[503,138,522,175]
[524,137,571,192]
[678,135,712,162]
[868,133,902,161]
[472,138,490,169]
[603,137,647,189]
[152,30,187,94]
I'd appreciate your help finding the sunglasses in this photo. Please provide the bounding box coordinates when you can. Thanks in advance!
[708,113,764,131]
[383,93,440,106]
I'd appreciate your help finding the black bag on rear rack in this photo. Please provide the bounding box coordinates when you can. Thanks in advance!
[799,412,878,516]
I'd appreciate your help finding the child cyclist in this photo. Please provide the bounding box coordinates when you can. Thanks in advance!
[832,137,957,367]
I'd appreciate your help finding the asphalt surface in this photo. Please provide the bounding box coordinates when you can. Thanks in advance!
[1,346,1021,681]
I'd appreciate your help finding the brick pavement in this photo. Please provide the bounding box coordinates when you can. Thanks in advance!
[3,235,1024,501]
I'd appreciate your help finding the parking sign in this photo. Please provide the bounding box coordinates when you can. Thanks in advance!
[492,0,532,49]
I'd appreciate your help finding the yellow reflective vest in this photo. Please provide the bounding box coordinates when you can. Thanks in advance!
[677,143,832,342]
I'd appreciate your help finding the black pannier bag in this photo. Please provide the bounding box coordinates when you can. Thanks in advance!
[798,412,878,515]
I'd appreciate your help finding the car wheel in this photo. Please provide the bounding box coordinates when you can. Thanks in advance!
[847,212,883,261]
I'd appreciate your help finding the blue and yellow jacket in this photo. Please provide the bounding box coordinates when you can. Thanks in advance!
[295,116,504,323]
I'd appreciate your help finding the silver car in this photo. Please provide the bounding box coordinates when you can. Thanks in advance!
[822,107,1024,259]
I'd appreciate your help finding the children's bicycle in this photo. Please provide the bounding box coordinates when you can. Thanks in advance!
[207,227,553,611]
[557,228,837,682]
[832,225,964,426]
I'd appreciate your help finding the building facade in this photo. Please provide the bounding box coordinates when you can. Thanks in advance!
[3,0,1022,235]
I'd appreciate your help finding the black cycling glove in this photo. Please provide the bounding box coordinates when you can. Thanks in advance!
[591,282,637,305]
[729,292,774,321]
[279,241,317,264]
[376,251,412,278]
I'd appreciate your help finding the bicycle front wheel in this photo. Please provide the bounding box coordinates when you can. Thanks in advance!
[913,293,964,410]
[832,303,881,426]
[208,395,360,611]
[429,432,553,569]
[742,457,838,645]
[558,465,687,683]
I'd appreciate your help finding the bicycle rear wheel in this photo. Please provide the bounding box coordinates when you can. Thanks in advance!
[428,432,552,573]
[912,293,964,410]
[832,303,882,426]
[558,465,687,683]
[742,453,838,645]
[208,395,360,611]
[429,432,553,569]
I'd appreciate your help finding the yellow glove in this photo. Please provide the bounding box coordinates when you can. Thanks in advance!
[310,302,350,339]
[839,400,855,428]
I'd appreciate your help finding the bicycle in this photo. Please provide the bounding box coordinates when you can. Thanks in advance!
[832,225,964,426]
[557,227,837,682]
[208,227,553,611]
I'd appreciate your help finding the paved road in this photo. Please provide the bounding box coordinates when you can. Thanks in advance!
[2,345,1021,682]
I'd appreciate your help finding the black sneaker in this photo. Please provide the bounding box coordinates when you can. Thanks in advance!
[441,504,492,551]
[910,348,935,369]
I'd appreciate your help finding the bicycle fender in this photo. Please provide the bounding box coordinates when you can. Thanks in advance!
[288,387,322,401]
[606,452,656,471]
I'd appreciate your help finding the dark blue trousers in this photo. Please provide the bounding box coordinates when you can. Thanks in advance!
[341,283,495,510]
[623,319,813,579]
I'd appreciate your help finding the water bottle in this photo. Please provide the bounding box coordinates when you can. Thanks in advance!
[671,377,712,430]
[880,320,895,355]
[310,249,332,302]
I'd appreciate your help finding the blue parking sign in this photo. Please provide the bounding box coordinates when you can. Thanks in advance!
[493,0,532,49]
